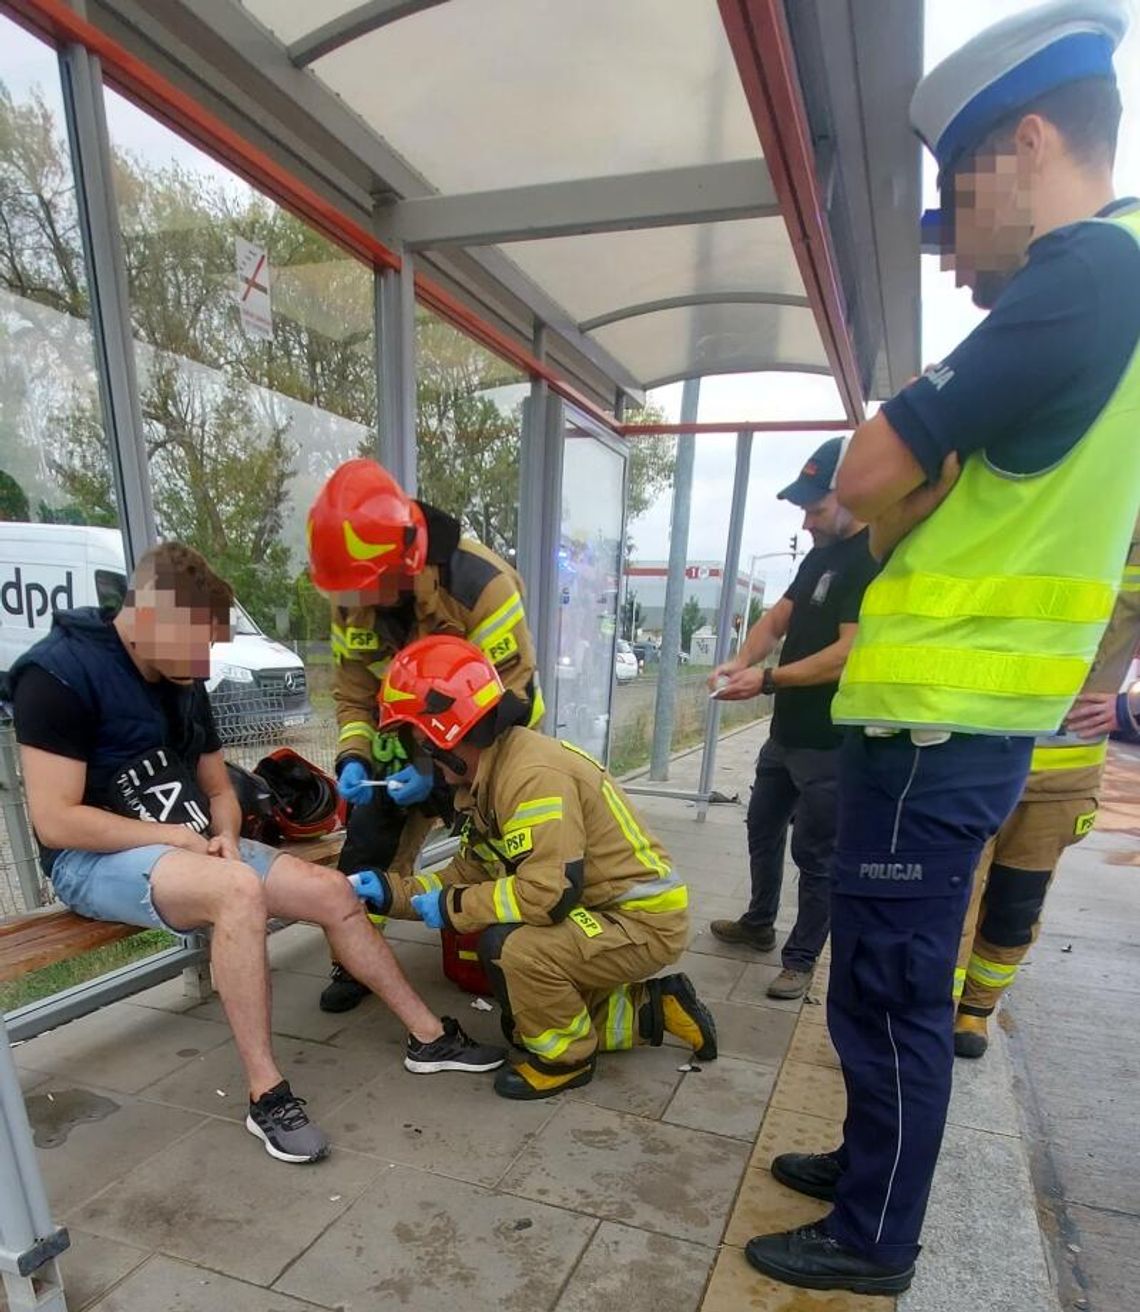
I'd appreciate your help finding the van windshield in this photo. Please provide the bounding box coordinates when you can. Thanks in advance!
[230,603,261,637]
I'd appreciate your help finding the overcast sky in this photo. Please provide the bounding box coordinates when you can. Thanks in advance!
[632,0,1140,600]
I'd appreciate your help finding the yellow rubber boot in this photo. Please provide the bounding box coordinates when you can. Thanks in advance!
[954,1011,989,1059]
[494,1058,595,1101]
[642,974,718,1060]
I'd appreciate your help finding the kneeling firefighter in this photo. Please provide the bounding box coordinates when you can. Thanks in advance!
[354,634,718,1100]
[307,459,544,1013]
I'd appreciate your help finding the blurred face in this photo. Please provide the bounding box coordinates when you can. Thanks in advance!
[800,492,853,548]
[126,587,228,682]
[329,570,413,610]
[939,124,1040,309]
[414,729,478,786]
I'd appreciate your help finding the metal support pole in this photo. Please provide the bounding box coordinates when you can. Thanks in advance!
[0,1022,69,1311]
[58,44,155,569]
[376,253,418,492]
[516,325,548,619]
[649,378,700,780]
[533,393,566,720]
[696,430,753,819]
[0,722,43,913]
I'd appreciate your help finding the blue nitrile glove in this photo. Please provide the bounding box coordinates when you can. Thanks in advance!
[347,870,391,914]
[386,763,434,807]
[337,759,373,805]
[411,890,445,929]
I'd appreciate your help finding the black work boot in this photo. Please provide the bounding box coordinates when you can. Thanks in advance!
[771,1150,844,1201]
[319,963,370,1013]
[745,1223,914,1295]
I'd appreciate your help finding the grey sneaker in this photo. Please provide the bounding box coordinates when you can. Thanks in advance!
[405,1016,506,1074]
[246,1080,330,1163]
[710,919,776,951]
[767,968,814,1000]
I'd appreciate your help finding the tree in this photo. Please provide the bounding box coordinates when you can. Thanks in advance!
[681,595,705,653]
[621,589,642,641]
[748,596,763,630]
[0,470,28,521]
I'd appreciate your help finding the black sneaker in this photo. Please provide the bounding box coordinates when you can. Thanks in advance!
[405,1016,506,1074]
[745,1222,914,1295]
[246,1081,330,1164]
[319,963,370,1014]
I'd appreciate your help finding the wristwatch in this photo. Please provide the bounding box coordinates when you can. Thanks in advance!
[761,667,777,697]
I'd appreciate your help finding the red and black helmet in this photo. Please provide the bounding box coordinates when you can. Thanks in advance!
[378,635,504,750]
[253,748,345,840]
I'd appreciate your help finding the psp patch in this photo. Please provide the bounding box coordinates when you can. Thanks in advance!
[485,630,520,664]
[1074,810,1097,837]
[500,827,533,858]
[568,906,603,939]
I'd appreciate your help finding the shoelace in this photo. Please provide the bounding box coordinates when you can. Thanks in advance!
[263,1092,310,1131]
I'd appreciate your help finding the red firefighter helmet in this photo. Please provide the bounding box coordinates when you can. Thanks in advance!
[307,458,428,592]
[253,748,345,840]
[379,635,504,749]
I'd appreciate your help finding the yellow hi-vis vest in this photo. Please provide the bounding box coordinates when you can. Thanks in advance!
[833,209,1140,736]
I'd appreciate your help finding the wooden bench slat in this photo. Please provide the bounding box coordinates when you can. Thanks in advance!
[0,832,346,985]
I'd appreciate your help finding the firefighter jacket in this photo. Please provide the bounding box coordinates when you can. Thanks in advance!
[1025,513,1140,802]
[385,727,689,936]
[331,503,542,773]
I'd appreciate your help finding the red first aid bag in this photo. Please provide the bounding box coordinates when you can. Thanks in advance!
[441,929,493,996]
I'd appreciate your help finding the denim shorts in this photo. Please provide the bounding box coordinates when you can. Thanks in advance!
[50,839,281,932]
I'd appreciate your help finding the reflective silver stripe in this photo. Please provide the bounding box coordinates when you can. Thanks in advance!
[609,867,685,907]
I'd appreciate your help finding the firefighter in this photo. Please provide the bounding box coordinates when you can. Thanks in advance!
[307,459,544,1013]
[353,634,718,1100]
[954,521,1140,1056]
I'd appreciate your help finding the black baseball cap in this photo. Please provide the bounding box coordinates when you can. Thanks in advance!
[777,437,847,509]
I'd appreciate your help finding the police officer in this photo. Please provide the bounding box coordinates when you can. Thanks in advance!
[745,1,1140,1294]
[306,459,543,1012]
[955,518,1140,1056]
[709,437,878,1000]
[354,635,718,1100]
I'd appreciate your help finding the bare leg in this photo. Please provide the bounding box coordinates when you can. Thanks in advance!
[150,852,283,1099]
[264,854,443,1043]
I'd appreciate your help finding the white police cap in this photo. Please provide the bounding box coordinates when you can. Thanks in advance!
[912,0,1128,181]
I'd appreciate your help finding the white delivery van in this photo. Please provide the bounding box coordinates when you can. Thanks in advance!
[0,523,311,740]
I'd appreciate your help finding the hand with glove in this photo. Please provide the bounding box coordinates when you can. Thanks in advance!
[337,759,374,806]
[386,763,434,808]
[347,869,391,915]
[411,890,446,929]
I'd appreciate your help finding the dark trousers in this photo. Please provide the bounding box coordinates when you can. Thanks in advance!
[336,782,454,875]
[742,736,838,971]
[824,730,1032,1267]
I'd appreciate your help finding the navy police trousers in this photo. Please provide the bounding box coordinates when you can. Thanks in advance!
[823,730,1032,1267]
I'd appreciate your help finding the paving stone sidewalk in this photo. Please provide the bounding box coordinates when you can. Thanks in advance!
[5,718,1073,1311]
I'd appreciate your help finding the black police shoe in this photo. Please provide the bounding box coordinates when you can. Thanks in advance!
[771,1150,844,1201]
[745,1223,914,1295]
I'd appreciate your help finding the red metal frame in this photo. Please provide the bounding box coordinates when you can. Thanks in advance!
[4,0,618,431]
[718,0,866,425]
[619,419,849,437]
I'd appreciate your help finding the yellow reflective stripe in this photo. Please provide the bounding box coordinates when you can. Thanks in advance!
[601,779,669,878]
[603,985,635,1051]
[527,684,546,727]
[1030,741,1108,772]
[473,679,501,709]
[472,841,499,864]
[504,797,564,833]
[523,1007,591,1060]
[414,872,443,894]
[492,875,522,923]
[844,645,1089,698]
[617,885,689,914]
[561,740,603,770]
[861,573,1116,624]
[343,519,396,561]
[966,953,1019,989]
[470,592,525,648]
[338,720,376,745]
[952,967,966,1001]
